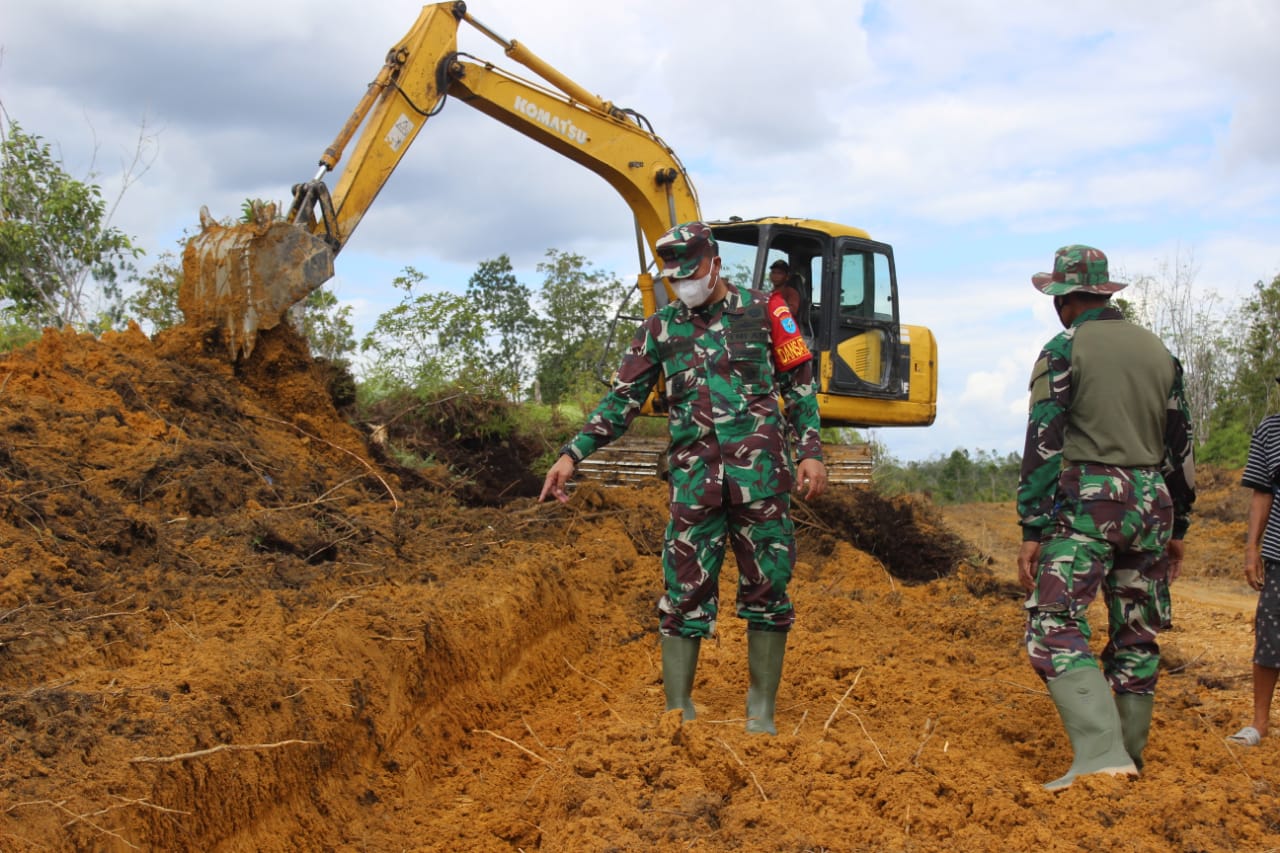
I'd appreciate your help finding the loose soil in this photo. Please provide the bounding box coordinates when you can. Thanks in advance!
[0,324,1276,852]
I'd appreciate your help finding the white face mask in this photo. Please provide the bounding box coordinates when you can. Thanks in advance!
[673,266,716,308]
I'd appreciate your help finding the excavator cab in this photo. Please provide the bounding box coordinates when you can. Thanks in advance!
[710,218,937,429]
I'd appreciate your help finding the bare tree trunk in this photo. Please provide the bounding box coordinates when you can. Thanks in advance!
[1123,246,1228,446]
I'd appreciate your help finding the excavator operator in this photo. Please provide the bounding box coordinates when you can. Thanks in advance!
[540,221,826,735]
[768,258,790,290]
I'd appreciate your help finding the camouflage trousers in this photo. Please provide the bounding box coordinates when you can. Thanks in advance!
[657,494,795,638]
[1024,463,1174,693]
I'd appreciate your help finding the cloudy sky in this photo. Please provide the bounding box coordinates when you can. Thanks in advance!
[3,0,1279,461]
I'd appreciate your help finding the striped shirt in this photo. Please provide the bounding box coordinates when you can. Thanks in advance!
[1242,414,1280,562]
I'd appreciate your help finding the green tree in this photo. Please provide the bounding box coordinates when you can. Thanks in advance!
[533,249,632,404]
[360,266,485,393]
[873,445,1021,504]
[127,245,184,334]
[453,254,537,401]
[1111,296,1140,323]
[1204,273,1280,465]
[1231,273,1280,419]
[0,317,39,353]
[0,119,142,329]
[299,286,356,365]
[721,260,755,292]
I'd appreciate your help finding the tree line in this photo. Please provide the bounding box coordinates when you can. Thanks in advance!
[865,445,1020,504]
[4,116,1278,501]
[122,239,640,414]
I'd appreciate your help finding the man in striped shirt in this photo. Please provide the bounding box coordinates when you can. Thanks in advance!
[1229,391,1280,747]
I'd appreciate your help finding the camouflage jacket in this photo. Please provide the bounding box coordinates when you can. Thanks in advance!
[563,285,822,507]
[1017,305,1196,541]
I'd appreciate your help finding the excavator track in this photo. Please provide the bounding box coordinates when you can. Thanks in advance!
[575,436,873,487]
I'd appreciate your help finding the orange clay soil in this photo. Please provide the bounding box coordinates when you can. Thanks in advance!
[0,323,1276,853]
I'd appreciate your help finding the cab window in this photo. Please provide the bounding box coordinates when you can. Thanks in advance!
[839,249,895,321]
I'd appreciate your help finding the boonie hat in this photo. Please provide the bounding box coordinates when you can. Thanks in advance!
[1032,244,1127,295]
[657,221,718,279]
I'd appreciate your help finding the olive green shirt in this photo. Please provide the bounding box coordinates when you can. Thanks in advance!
[1017,305,1196,541]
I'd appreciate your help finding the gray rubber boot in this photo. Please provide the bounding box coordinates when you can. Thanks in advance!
[745,630,788,735]
[1115,692,1155,772]
[1043,667,1139,791]
[660,636,700,720]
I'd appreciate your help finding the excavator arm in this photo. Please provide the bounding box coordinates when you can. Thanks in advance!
[180,1,697,358]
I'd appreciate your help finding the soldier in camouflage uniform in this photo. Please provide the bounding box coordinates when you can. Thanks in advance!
[1017,245,1196,791]
[541,222,827,735]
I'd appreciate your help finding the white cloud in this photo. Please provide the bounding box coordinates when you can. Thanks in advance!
[959,369,1012,406]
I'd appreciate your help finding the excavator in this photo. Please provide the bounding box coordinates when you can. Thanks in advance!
[179,1,937,483]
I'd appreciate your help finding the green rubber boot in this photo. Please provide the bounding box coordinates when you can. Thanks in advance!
[1044,667,1139,792]
[745,630,788,735]
[1115,692,1155,772]
[660,636,700,720]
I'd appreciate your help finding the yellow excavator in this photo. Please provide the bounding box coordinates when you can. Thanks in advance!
[180,1,937,454]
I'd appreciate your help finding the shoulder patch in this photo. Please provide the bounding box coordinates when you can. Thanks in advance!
[766,291,811,371]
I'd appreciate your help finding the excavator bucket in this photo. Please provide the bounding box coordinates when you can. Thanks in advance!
[178,204,335,360]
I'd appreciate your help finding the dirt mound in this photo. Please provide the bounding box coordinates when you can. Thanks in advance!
[359,388,546,507]
[0,325,1276,851]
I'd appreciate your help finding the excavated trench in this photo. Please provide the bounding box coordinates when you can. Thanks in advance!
[1,324,1277,852]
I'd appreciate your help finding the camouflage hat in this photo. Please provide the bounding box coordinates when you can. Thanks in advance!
[656,221,718,279]
[1032,244,1127,295]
